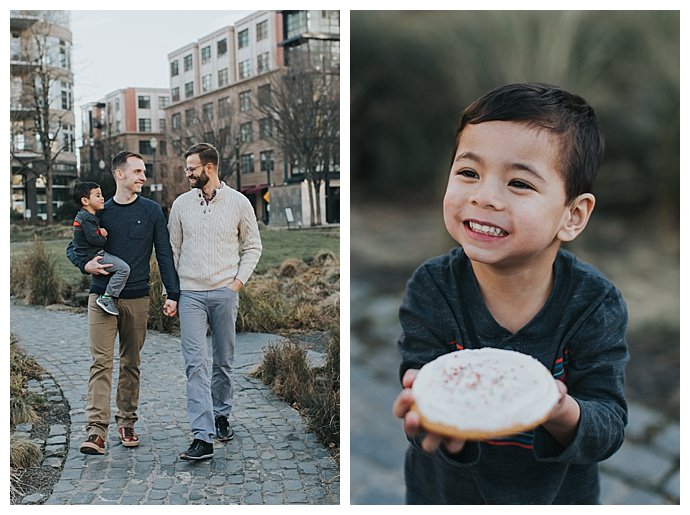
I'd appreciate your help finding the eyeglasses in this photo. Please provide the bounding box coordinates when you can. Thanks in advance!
[183,163,205,174]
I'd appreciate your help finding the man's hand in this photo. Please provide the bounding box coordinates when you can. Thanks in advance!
[163,299,177,318]
[229,279,244,292]
[84,255,113,276]
[392,368,466,454]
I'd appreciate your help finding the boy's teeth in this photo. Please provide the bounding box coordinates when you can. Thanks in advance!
[469,221,506,236]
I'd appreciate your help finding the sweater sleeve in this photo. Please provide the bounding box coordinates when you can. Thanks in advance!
[79,212,107,248]
[152,204,180,302]
[534,287,629,464]
[167,201,182,270]
[65,239,87,274]
[235,196,262,285]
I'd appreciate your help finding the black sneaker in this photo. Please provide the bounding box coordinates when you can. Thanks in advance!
[215,416,234,442]
[179,438,214,461]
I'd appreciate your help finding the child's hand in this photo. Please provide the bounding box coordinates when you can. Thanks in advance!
[98,227,108,237]
[541,380,581,447]
[393,368,466,454]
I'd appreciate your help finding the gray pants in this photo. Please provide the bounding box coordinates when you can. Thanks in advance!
[179,288,239,443]
[98,250,130,298]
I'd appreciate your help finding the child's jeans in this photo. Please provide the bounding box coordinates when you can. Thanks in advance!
[97,250,130,298]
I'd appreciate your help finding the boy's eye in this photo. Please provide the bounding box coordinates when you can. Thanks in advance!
[456,169,479,179]
[509,179,534,190]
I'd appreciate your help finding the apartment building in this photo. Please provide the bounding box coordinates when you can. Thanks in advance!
[165,9,340,226]
[10,10,77,222]
[79,88,172,206]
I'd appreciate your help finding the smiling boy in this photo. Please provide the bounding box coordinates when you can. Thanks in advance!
[392,83,629,504]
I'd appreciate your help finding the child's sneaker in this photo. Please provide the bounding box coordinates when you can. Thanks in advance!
[96,294,119,316]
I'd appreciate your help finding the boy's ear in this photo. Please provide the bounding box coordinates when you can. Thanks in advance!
[558,193,596,243]
[80,196,89,207]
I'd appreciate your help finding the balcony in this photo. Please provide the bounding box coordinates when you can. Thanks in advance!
[10,11,39,30]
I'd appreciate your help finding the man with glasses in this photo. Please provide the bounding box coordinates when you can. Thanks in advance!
[168,142,262,460]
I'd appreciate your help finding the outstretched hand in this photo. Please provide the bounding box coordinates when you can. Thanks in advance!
[392,368,466,454]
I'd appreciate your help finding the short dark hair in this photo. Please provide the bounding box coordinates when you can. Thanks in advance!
[453,83,605,204]
[112,150,144,173]
[73,181,100,207]
[184,142,219,167]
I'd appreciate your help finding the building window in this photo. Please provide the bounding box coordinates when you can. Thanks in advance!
[258,84,271,105]
[201,45,211,64]
[185,82,194,99]
[138,95,151,109]
[240,122,253,143]
[217,38,227,56]
[138,118,152,132]
[61,90,69,110]
[238,29,249,49]
[185,108,196,126]
[239,59,250,80]
[159,96,170,108]
[241,153,254,174]
[218,97,230,117]
[159,118,166,131]
[170,60,179,76]
[183,54,193,71]
[286,11,309,39]
[257,20,268,41]
[218,68,228,87]
[139,140,154,155]
[171,113,181,130]
[239,90,251,112]
[259,117,273,139]
[257,52,270,74]
[202,102,213,121]
[202,74,212,93]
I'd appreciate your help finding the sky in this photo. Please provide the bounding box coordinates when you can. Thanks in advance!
[69,10,254,138]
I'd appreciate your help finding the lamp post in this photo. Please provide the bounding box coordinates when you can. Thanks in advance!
[235,137,241,193]
[150,137,158,204]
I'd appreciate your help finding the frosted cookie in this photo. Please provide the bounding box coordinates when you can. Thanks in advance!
[411,348,560,440]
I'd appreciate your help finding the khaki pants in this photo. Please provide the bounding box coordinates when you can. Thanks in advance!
[86,294,149,438]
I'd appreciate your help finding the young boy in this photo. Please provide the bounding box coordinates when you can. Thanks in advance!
[71,182,130,316]
[392,83,629,504]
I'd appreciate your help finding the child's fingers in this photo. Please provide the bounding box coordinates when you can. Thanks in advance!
[403,409,421,438]
[443,438,466,454]
[392,388,415,419]
[421,432,442,453]
[402,368,419,388]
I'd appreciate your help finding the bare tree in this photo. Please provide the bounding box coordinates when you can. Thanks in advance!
[258,55,340,226]
[10,11,74,224]
[168,98,247,191]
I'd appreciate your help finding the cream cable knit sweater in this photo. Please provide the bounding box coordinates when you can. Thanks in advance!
[168,185,262,291]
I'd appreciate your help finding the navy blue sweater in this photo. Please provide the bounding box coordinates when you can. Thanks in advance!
[398,247,628,504]
[66,196,179,301]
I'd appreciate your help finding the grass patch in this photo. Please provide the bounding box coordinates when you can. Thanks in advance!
[10,237,64,306]
[252,327,340,455]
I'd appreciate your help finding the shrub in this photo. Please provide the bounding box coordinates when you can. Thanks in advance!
[11,236,63,305]
[252,329,340,453]
[10,435,43,469]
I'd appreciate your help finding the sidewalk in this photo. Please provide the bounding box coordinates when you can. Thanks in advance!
[350,284,680,505]
[10,303,339,505]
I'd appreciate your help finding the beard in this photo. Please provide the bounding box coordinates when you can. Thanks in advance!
[190,170,210,189]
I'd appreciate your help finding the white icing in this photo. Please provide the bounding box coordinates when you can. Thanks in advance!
[412,348,560,433]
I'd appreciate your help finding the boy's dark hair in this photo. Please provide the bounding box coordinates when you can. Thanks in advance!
[112,150,144,173]
[184,142,219,166]
[72,181,100,207]
[453,83,605,204]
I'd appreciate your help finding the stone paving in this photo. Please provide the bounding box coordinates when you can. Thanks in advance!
[350,282,680,505]
[10,303,339,505]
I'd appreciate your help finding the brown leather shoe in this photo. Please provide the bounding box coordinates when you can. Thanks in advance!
[118,427,140,447]
[80,434,106,455]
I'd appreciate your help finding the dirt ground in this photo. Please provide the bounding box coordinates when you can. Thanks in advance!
[351,204,680,420]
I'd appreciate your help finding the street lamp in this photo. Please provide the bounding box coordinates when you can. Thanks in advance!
[150,137,158,204]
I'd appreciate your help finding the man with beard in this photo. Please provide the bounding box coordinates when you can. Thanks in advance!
[168,142,262,460]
